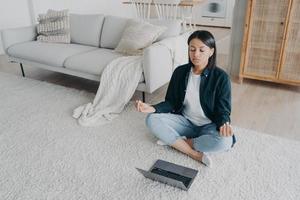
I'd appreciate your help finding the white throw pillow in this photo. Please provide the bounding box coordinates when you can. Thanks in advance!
[37,9,71,43]
[115,20,167,55]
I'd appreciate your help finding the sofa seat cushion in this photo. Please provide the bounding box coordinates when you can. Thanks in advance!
[7,41,97,67]
[64,48,145,83]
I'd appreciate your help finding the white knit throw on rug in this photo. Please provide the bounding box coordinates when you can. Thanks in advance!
[73,56,142,126]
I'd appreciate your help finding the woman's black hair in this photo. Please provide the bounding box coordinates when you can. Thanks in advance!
[187,30,217,69]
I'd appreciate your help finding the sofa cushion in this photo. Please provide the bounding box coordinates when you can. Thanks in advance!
[100,16,181,49]
[70,14,104,47]
[64,48,145,83]
[100,15,129,49]
[7,41,97,67]
[37,9,71,43]
[115,20,166,55]
[64,48,123,75]
[147,19,182,41]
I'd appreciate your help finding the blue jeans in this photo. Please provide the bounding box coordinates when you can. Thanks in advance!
[146,113,233,153]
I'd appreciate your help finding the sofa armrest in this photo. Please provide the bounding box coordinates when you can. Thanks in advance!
[1,25,37,54]
[142,43,173,93]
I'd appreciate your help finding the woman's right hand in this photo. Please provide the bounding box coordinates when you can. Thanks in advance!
[135,100,155,113]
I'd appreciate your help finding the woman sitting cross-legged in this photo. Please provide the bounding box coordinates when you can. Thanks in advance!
[135,30,236,167]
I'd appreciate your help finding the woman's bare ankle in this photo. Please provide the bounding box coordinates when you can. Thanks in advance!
[188,150,203,162]
[184,139,193,148]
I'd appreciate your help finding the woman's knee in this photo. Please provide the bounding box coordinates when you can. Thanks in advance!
[145,113,166,136]
[145,113,159,128]
[145,113,180,145]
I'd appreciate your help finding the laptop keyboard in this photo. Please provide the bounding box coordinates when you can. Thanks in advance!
[151,167,192,187]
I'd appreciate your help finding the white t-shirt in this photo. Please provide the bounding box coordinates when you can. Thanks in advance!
[182,70,212,126]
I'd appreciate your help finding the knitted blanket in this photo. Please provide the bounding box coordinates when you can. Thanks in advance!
[73,56,142,126]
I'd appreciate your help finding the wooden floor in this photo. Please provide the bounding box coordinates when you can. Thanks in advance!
[1,25,299,141]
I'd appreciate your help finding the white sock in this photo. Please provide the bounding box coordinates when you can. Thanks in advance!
[156,140,167,146]
[201,153,212,168]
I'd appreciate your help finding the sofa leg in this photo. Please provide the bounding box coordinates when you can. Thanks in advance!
[20,63,25,77]
[142,92,145,102]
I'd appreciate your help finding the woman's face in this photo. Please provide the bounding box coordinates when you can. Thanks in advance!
[189,38,214,68]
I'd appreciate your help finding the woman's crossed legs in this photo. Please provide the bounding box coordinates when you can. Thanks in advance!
[146,113,233,166]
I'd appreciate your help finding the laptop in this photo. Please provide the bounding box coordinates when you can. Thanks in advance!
[136,159,198,191]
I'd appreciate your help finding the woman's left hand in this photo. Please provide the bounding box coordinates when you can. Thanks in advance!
[220,122,233,137]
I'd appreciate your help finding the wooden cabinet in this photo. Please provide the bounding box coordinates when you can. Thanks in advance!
[239,0,300,86]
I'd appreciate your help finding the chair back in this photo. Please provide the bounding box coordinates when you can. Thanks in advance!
[131,0,152,20]
[153,0,181,20]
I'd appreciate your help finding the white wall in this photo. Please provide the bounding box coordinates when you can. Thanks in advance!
[0,0,134,54]
[0,0,33,54]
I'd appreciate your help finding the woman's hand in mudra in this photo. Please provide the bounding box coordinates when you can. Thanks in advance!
[135,100,155,113]
[220,122,233,137]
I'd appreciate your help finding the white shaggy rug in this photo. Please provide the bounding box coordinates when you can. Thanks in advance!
[0,72,299,200]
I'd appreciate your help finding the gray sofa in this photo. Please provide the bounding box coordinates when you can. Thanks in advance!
[1,14,182,99]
